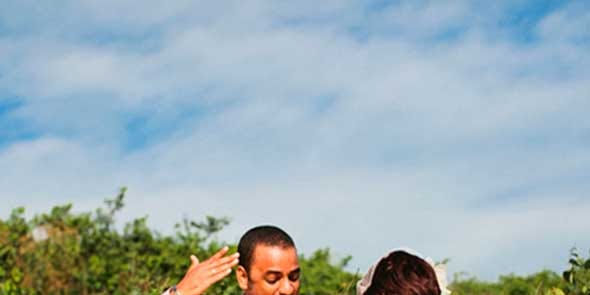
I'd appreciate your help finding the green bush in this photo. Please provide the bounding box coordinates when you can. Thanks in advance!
[0,188,358,295]
[562,248,590,295]
[0,188,588,295]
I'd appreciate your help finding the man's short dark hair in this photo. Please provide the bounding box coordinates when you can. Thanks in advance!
[364,251,441,295]
[237,225,296,271]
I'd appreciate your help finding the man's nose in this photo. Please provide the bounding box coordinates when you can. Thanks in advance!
[278,278,294,295]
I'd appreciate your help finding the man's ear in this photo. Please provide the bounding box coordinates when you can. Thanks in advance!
[236,265,249,290]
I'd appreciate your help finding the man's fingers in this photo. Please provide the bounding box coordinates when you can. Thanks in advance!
[214,256,239,272]
[189,253,238,295]
[213,246,230,258]
[206,252,240,270]
[205,256,239,279]
[203,268,234,287]
[202,246,230,265]
[194,266,234,294]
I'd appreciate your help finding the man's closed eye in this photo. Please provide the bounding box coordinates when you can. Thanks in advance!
[264,275,281,284]
[288,271,300,282]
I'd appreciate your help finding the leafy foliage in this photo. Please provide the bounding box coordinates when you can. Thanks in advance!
[0,189,357,295]
[299,249,359,295]
[0,188,588,295]
[441,250,590,295]
[562,248,590,295]
[450,270,564,295]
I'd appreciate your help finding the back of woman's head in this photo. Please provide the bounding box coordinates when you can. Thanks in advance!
[364,251,441,295]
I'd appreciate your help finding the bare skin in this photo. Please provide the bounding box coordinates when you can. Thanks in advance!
[236,245,300,295]
[173,246,240,295]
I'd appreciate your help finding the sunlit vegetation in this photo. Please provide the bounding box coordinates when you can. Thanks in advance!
[1,188,588,295]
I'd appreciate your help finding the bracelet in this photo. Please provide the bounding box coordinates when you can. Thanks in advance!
[170,285,183,295]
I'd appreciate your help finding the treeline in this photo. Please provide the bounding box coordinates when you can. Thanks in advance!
[1,188,589,295]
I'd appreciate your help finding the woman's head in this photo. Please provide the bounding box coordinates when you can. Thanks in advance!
[361,250,441,295]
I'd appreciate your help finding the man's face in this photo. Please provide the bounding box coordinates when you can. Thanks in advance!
[238,244,300,295]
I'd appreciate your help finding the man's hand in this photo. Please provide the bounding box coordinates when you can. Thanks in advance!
[175,246,240,295]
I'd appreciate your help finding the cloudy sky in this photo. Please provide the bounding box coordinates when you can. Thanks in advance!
[1,0,589,281]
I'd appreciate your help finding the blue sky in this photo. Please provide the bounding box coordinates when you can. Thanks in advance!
[1,0,590,281]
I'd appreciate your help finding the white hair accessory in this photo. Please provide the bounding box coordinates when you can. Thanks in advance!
[356,248,451,295]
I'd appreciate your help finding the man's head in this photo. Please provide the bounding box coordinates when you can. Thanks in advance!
[236,225,300,295]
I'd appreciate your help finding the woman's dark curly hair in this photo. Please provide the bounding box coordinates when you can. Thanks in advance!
[364,251,441,295]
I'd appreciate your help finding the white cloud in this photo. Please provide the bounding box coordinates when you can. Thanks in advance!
[0,138,122,212]
[1,0,589,281]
